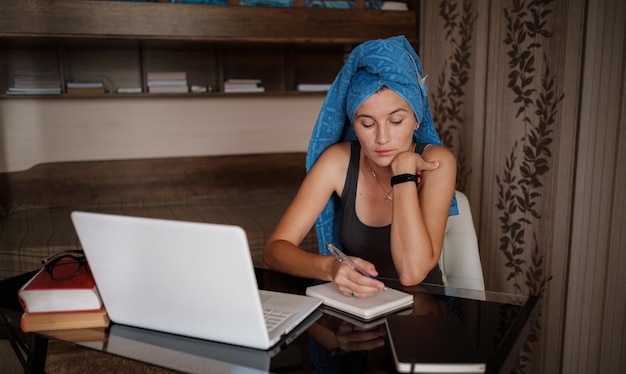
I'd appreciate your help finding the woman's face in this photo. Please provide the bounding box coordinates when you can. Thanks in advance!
[353,88,418,167]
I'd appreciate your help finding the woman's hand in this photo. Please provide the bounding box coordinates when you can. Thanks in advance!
[307,314,386,356]
[330,257,386,298]
[388,144,456,286]
[333,321,386,352]
[390,150,440,176]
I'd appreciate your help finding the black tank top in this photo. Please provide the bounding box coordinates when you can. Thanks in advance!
[339,141,443,284]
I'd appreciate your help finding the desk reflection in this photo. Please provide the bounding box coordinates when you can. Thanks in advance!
[15,268,536,374]
[259,269,533,374]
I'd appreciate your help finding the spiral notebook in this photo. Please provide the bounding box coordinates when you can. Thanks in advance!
[305,282,413,321]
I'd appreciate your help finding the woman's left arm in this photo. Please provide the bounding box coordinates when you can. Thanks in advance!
[389,145,457,285]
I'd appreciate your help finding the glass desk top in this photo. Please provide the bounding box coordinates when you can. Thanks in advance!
[1,268,537,374]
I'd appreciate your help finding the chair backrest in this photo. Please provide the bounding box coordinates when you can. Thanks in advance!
[439,191,485,291]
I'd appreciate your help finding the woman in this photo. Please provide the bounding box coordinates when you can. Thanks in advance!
[263,36,457,298]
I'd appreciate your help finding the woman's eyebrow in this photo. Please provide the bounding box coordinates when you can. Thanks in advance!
[355,113,375,120]
[355,108,408,119]
[389,108,409,115]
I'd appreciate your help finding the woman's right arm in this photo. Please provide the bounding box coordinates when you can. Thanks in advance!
[264,143,386,297]
[263,144,347,281]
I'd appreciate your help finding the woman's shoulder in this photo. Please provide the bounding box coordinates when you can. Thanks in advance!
[421,144,457,169]
[308,142,352,191]
[312,142,352,170]
[421,143,454,156]
[320,141,352,157]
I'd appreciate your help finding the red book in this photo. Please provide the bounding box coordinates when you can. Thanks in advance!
[18,267,103,313]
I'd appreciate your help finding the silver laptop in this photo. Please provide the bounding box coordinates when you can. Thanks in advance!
[71,211,322,350]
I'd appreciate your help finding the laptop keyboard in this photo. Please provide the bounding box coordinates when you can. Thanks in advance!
[263,308,293,331]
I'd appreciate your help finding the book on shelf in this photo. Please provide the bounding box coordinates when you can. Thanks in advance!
[223,86,265,93]
[148,85,189,94]
[116,87,143,94]
[224,79,260,86]
[66,87,107,95]
[305,282,413,321]
[66,81,104,89]
[225,78,262,84]
[146,71,187,81]
[11,81,61,89]
[147,79,188,87]
[223,79,264,93]
[296,83,332,92]
[21,307,110,332]
[10,74,61,94]
[7,87,62,95]
[18,266,103,313]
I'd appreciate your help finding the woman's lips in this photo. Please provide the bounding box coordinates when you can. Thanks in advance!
[375,150,394,157]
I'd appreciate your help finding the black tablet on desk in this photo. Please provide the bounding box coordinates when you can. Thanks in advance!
[385,314,486,373]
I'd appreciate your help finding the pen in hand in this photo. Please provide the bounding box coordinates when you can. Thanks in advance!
[325,243,377,280]
[326,243,387,291]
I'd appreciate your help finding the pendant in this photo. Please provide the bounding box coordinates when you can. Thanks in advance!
[385,194,393,201]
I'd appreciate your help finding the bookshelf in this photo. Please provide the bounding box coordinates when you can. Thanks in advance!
[0,0,419,97]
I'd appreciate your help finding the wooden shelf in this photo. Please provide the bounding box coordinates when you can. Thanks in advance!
[0,1,419,98]
[0,91,328,99]
[0,1,418,44]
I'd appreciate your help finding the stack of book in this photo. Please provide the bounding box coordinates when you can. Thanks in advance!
[223,79,265,93]
[116,87,143,94]
[296,83,332,92]
[147,71,188,94]
[18,266,110,332]
[6,74,62,95]
[66,81,106,95]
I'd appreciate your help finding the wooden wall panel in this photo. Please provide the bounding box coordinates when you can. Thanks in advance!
[423,0,625,372]
[561,0,626,372]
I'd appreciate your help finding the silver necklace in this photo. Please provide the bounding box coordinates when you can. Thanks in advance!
[368,167,393,201]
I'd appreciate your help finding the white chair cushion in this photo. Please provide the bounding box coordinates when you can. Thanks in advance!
[439,191,485,291]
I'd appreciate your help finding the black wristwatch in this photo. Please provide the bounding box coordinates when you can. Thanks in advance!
[390,173,419,187]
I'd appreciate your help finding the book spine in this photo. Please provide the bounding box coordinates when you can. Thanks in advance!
[66,87,107,95]
[148,86,189,93]
[66,82,104,88]
[147,79,188,86]
[223,87,265,93]
[21,311,110,332]
[146,72,187,81]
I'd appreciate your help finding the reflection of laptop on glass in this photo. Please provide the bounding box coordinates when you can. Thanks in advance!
[71,211,322,350]
[106,309,322,373]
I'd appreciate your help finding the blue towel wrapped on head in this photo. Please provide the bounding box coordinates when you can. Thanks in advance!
[305,35,458,255]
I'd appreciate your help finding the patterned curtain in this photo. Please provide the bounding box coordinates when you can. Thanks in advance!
[422,0,570,372]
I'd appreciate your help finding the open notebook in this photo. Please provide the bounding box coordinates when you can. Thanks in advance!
[305,282,413,321]
[71,211,322,350]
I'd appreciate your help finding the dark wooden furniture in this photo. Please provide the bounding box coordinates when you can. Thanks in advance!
[0,0,419,96]
[0,0,420,282]
[0,153,318,280]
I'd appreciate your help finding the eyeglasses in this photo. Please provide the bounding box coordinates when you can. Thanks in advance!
[41,250,90,281]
